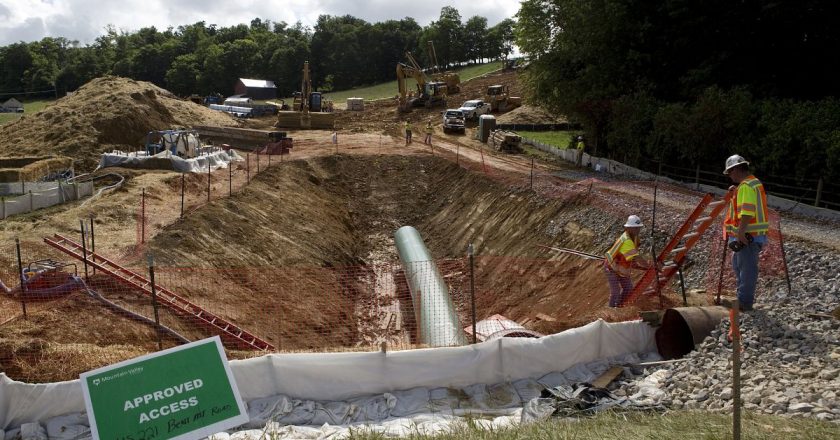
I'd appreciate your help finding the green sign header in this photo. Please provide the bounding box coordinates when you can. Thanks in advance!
[81,337,248,440]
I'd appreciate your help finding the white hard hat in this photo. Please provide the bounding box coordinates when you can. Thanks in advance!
[723,154,749,174]
[624,215,644,228]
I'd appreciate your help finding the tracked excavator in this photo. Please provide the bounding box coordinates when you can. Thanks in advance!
[426,41,460,94]
[397,52,448,113]
[275,61,334,129]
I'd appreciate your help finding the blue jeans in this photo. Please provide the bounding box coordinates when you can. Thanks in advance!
[604,266,633,307]
[731,241,764,308]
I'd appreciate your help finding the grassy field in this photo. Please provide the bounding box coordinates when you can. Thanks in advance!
[322,62,503,102]
[0,99,54,125]
[516,130,583,150]
[344,410,839,439]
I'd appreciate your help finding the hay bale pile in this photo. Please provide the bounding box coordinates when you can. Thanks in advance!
[0,76,238,171]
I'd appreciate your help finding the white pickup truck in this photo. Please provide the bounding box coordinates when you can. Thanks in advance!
[458,100,491,120]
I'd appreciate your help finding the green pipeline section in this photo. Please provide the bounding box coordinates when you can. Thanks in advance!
[394,226,468,347]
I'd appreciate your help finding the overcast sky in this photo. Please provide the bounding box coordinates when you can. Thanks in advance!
[0,0,521,46]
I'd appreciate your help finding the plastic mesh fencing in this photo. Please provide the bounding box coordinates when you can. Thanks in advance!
[431,141,790,307]
[703,210,791,304]
[0,135,792,382]
[1,248,664,382]
[130,150,281,257]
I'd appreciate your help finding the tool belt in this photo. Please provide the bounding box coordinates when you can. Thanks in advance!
[728,233,753,252]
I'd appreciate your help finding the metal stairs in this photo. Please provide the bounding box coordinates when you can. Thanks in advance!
[44,233,274,351]
[618,191,733,307]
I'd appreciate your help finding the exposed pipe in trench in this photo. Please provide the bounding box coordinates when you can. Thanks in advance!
[394,226,467,347]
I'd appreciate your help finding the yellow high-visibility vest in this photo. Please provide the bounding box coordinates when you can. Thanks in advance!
[724,175,769,237]
[605,232,639,276]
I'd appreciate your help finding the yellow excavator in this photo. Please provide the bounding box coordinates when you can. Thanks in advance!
[397,52,448,112]
[426,41,460,94]
[275,61,334,129]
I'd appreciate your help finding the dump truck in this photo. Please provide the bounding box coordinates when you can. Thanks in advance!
[485,85,522,112]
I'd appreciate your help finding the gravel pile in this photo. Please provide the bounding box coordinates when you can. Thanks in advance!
[617,239,840,421]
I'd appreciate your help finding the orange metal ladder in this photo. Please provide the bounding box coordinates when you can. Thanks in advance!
[618,191,733,307]
[44,233,274,351]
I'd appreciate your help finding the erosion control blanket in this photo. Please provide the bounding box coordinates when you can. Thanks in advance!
[0,319,655,432]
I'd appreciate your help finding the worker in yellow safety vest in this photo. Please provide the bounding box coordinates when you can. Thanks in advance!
[603,215,652,307]
[575,135,585,167]
[424,118,434,145]
[722,154,769,311]
[404,119,413,145]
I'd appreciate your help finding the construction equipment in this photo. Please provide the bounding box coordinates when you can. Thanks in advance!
[0,259,83,300]
[396,57,448,112]
[485,85,522,112]
[426,41,461,94]
[489,129,522,152]
[145,130,201,158]
[45,234,274,351]
[275,61,335,129]
[617,192,734,307]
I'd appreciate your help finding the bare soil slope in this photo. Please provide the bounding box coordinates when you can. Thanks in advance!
[1,154,663,381]
[0,76,238,171]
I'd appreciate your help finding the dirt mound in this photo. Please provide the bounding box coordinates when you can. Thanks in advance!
[0,76,238,171]
[495,105,568,125]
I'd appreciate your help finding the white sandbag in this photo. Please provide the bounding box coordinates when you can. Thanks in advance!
[387,387,430,417]
[562,363,598,383]
[486,382,521,409]
[273,399,315,425]
[44,413,89,440]
[309,401,352,426]
[512,378,544,402]
[537,371,570,388]
[20,423,46,440]
[428,388,461,413]
[245,395,292,428]
[348,394,393,423]
[520,398,556,424]
[4,428,20,440]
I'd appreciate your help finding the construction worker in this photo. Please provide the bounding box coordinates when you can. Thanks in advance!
[424,118,433,145]
[404,119,413,145]
[723,154,769,312]
[603,215,652,307]
[575,135,585,167]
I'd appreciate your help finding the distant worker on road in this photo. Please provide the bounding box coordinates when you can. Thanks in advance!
[723,154,769,312]
[603,215,652,307]
[424,118,433,145]
[404,119,413,145]
[575,135,585,167]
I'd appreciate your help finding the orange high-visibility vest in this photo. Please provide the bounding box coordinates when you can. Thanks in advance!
[604,232,639,276]
[724,175,769,238]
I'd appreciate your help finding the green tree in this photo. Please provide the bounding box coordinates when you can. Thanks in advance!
[463,16,488,64]
[165,54,200,96]
[428,7,465,68]
[488,18,515,61]
[0,43,34,93]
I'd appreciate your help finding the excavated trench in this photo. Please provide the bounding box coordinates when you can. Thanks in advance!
[144,154,674,348]
[0,154,676,381]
